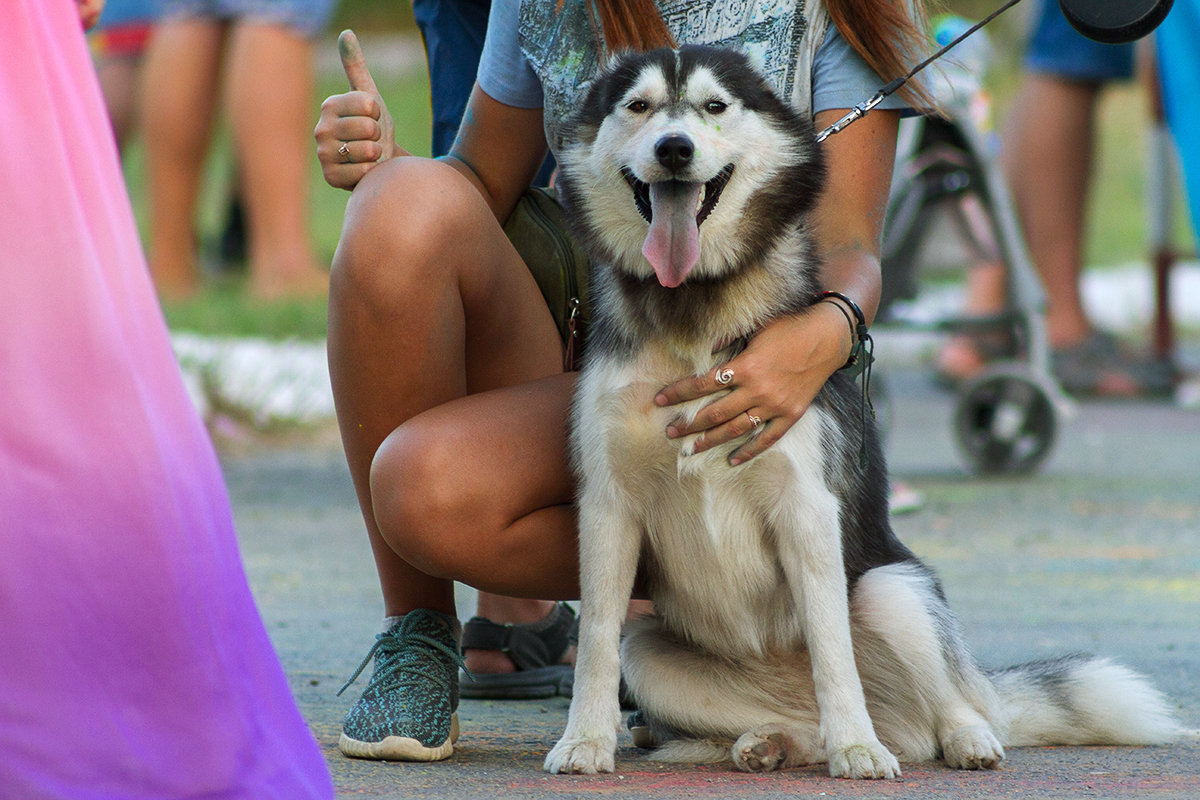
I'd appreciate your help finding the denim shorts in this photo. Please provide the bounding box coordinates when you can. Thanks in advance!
[1024,0,1134,82]
[160,0,336,38]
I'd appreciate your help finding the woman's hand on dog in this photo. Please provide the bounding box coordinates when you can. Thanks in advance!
[655,304,852,465]
[314,30,402,191]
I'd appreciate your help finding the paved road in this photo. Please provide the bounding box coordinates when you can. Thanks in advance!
[222,362,1200,799]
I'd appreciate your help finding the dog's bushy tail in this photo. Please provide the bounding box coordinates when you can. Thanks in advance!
[649,738,734,764]
[990,654,1180,747]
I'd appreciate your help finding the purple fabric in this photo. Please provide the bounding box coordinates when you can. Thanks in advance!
[0,2,334,797]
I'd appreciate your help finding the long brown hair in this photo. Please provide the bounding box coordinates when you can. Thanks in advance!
[582,0,934,107]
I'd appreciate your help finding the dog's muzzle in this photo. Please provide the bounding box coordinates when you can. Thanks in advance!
[620,164,734,226]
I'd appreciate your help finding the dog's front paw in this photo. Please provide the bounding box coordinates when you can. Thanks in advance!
[828,740,901,779]
[544,734,617,774]
[942,725,1005,770]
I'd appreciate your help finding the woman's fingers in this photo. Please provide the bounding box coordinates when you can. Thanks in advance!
[655,365,733,408]
[727,418,784,466]
[331,114,383,142]
[685,409,769,455]
[315,30,395,190]
[338,30,380,95]
[337,31,394,162]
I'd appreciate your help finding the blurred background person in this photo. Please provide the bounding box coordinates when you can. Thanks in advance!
[938,0,1175,397]
[88,0,157,153]
[141,0,334,300]
[412,0,554,183]
[1155,0,1200,241]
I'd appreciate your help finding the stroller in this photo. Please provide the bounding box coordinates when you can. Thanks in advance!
[876,18,1071,475]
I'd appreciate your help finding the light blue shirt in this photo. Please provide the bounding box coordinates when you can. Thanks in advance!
[478,0,908,159]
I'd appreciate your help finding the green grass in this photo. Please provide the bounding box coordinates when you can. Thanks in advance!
[123,12,1191,341]
[158,285,331,341]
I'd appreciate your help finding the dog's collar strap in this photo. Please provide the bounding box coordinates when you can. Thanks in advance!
[816,291,875,469]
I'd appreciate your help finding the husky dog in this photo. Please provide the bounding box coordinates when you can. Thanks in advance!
[543,46,1178,779]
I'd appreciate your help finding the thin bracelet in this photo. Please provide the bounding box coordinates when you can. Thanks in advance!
[816,296,857,365]
[814,291,868,370]
[814,290,876,469]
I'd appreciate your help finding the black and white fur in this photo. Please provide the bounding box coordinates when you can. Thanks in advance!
[544,46,1178,779]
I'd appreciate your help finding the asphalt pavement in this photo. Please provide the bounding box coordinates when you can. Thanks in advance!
[221,358,1200,799]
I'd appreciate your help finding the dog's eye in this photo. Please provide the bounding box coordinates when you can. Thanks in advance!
[626,99,649,114]
[705,100,728,114]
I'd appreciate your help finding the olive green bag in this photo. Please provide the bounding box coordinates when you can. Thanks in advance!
[503,186,592,370]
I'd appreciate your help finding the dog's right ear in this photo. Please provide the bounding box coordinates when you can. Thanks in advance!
[576,50,640,122]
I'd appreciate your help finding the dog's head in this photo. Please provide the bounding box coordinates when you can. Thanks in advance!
[559,45,825,289]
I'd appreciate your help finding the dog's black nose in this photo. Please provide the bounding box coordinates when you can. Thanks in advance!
[655,135,693,171]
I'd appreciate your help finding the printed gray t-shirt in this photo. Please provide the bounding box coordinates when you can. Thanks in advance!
[477,0,908,159]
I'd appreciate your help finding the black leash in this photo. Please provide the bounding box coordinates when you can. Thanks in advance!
[815,0,1024,143]
[811,0,1024,469]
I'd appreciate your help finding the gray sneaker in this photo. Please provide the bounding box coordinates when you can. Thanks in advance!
[338,608,463,761]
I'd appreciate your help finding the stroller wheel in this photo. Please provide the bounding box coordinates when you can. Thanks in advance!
[954,366,1058,475]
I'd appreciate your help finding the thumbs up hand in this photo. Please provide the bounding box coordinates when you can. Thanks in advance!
[315,31,402,190]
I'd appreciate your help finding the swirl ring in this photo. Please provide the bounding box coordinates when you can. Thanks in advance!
[715,367,735,386]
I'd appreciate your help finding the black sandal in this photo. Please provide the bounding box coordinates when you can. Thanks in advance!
[459,603,576,699]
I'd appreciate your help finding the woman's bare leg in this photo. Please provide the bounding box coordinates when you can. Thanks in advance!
[140,18,224,300]
[371,374,582,598]
[328,156,570,654]
[1001,74,1098,349]
[225,22,328,300]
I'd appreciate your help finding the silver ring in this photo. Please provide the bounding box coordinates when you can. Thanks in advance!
[715,368,734,386]
[338,141,353,163]
[746,413,762,428]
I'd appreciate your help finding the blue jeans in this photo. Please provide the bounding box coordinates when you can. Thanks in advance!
[1024,0,1134,82]
[413,0,553,183]
[412,0,491,158]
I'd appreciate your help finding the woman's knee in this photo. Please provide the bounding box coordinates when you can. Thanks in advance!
[331,157,484,306]
[369,421,479,578]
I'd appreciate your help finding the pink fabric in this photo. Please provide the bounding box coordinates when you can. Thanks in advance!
[0,2,333,797]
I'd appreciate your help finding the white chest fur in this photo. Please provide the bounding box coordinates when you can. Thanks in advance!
[573,345,837,656]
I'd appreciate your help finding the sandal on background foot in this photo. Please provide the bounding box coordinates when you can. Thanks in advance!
[933,330,1018,390]
[459,602,576,699]
[1052,331,1176,399]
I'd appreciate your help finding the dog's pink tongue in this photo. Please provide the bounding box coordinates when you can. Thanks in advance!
[642,182,701,288]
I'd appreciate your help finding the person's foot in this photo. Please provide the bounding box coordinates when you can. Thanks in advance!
[935,336,989,386]
[459,602,576,700]
[934,330,1016,388]
[1051,331,1176,398]
[338,608,463,761]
